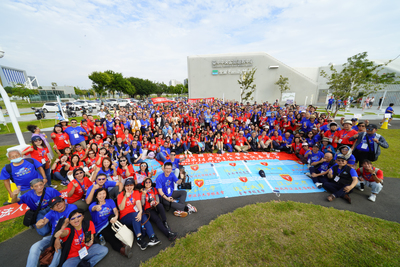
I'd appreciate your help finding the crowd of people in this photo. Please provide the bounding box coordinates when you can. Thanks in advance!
[0,98,391,266]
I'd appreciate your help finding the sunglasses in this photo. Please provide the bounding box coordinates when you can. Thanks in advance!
[366,128,374,131]
[120,160,127,162]
[70,214,82,221]
[75,172,84,175]
[97,178,106,181]
[145,181,152,184]
[71,122,77,124]
[337,159,346,162]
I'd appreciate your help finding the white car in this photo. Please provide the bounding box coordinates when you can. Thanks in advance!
[118,99,130,107]
[85,100,98,109]
[73,101,89,109]
[42,102,61,113]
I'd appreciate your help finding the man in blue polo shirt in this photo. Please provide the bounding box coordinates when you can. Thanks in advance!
[0,150,46,200]
[380,103,395,126]
[85,173,122,204]
[64,119,87,150]
[11,179,60,236]
[164,151,187,177]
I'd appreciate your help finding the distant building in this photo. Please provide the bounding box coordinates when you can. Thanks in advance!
[0,65,39,89]
[169,79,182,86]
[187,52,400,105]
[184,78,188,86]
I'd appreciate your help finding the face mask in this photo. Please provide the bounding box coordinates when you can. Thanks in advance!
[11,157,23,163]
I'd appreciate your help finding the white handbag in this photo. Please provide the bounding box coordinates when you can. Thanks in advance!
[111,220,134,248]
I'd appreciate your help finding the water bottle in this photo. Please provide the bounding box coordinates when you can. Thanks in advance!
[99,234,106,246]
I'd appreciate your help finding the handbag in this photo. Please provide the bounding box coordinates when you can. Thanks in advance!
[23,188,46,227]
[111,220,134,247]
[178,174,192,190]
[39,246,55,266]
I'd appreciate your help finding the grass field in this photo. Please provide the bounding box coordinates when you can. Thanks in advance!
[0,100,44,109]
[142,201,400,267]
[0,129,398,244]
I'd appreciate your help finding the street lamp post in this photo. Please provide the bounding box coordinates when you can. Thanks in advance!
[0,46,27,147]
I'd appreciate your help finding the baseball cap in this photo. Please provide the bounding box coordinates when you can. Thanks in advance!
[351,118,358,121]
[336,154,347,161]
[49,196,64,208]
[343,120,352,125]
[31,136,42,142]
[302,143,309,146]
[125,178,135,186]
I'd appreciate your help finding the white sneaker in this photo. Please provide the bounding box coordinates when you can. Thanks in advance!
[388,123,391,126]
[305,172,311,177]
[315,182,323,189]
[188,151,193,157]
[379,122,383,125]
[186,204,197,214]
[368,194,376,202]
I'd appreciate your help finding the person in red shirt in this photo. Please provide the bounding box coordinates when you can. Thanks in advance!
[222,128,234,152]
[51,124,71,153]
[258,129,272,151]
[117,156,136,184]
[122,128,134,146]
[89,134,104,147]
[54,209,108,266]
[334,120,358,147]
[60,119,70,131]
[141,177,177,241]
[22,136,52,186]
[93,119,106,139]
[113,117,125,140]
[324,122,339,149]
[66,168,92,211]
[51,155,71,186]
[270,130,283,151]
[117,178,160,250]
[80,119,92,144]
[68,155,85,177]
[234,131,249,152]
[355,160,383,202]
[73,144,87,161]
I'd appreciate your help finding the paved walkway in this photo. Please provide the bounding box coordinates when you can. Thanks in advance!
[0,177,398,267]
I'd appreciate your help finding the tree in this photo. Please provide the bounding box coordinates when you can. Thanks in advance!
[88,71,112,98]
[127,77,155,99]
[275,75,290,100]
[155,82,168,97]
[12,84,39,97]
[105,70,135,97]
[238,68,257,103]
[74,86,84,96]
[51,82,58,87]
[320,52,398,117]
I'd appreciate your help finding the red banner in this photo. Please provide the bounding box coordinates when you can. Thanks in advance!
[177,152,299,165]
[152,97,177,104]
[187,97,214,104]
[0,189,69,223]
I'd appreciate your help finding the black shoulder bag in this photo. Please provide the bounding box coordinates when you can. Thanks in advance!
[178,174,192,190]
[23,188,46,227]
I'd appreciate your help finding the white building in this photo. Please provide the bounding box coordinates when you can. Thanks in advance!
[0,65,39,89]
[169,79,182,86]
[187,52,400,105]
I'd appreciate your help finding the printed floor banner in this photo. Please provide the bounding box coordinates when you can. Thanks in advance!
[0,152,322,222]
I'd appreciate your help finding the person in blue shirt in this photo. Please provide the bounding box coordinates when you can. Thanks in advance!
[89,187,132,258]
[310,152,335,189]
[334,146,356,167]
[11,178,60,236]
[86,173,122,204]
[325,155,359,204]
[327,97,335,110]
[140,114,150,135]
[156,162,197,217]
[305,144,325,176]
[156,142,171,163]
[103,113,115,136]
[1,150,46,198]
[162,122,173,136]
[129,140,144,164]
[26,196,77,267]
[164,151,187,177]
[380,103,395,126]
[64,119,87,150]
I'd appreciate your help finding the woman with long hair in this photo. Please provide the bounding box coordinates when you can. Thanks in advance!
[23,136,52,186]
[117,178,160,251]
[50,124,70,154]
[89,188,133,258]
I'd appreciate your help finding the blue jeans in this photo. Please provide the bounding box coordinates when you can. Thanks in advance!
[183,143,189,152]
[43,164,51,186]
[53,172,68,183]
[62,244,108,267]
[224,144,233,152]
[327,103,332,110]
[156,153,167,163]
[35,207,51,236]
[27,235,51,267]
[272,141,283,150]
[120,212,155,238]
[324,181,352,198]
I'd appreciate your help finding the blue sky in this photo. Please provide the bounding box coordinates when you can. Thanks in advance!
[0,0,399,88]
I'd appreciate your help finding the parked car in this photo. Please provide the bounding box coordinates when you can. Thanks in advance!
[73,101,89,110]
[85,100,98,109]
[41,102,60,113]
[117,99,130,107]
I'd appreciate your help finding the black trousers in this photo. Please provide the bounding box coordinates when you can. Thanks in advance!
[145,204,169,237]
[99,223,124,252]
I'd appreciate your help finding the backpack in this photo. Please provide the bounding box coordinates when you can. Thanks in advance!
[5,158,35,183]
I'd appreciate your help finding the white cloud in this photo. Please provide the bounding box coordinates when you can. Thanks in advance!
[0,0,399,88]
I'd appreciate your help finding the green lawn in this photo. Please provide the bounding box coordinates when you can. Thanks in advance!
[0,100,44,109]
[142,201,400,267]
